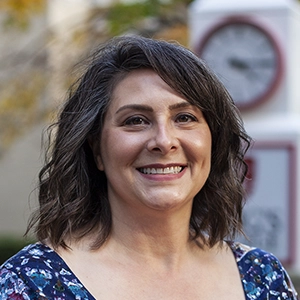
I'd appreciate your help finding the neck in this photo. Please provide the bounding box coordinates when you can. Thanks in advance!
[106,204,200,272]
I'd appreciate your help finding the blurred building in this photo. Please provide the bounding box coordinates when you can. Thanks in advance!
[0,0,102,237]
[0,7,48,236]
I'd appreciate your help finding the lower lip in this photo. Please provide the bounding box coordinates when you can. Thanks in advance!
[138,167,186,181]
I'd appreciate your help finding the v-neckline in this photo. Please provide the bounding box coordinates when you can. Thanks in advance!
[39,241,247,300]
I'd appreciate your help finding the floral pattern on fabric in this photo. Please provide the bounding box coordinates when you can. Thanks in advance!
[230,242,298,300]
[0,242,298,299]
[0,244,93,299]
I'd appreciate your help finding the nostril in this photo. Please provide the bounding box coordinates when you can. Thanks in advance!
[149,145,177,154]
[152,147,162,152]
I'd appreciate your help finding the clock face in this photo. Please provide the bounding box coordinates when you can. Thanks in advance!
[197,18,283,111]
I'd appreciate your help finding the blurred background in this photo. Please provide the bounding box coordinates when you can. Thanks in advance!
[0,0,300,288]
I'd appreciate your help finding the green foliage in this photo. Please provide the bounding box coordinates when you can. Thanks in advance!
[107,0,191,36]
[0,71,47,155]
[108,1,156,35]
[0,236,35,265]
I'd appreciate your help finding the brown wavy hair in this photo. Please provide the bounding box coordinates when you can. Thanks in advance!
[27,35,251,249]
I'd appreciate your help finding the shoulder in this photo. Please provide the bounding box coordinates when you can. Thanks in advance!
[1,242,57,274]
[0,243,56,299]
[228,241,299,300]
[1,243,92,299]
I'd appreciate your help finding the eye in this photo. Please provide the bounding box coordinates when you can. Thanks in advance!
[175,113,198,123]
[123,116,149,126]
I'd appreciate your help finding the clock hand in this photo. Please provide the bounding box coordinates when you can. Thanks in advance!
[227,57,270,83]
[228,57,249,71]
[229,57,275,70]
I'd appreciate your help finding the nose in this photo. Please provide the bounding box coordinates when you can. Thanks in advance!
[146,122,179,154]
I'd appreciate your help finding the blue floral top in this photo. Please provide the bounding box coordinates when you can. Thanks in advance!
[0,242,298,299]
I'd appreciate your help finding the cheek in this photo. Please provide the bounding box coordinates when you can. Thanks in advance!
[189,130,212,160]
[99,129,145,171]
[190,131,212,178]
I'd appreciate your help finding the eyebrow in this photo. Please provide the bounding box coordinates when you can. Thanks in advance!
[168,102,194,110]
[116,101,194,114]
[116,104,153,114]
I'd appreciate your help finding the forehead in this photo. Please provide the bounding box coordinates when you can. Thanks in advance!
[112,69,171,93]
[109,69,188,109]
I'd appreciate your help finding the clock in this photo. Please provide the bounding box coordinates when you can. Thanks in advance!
[196,16,284,111]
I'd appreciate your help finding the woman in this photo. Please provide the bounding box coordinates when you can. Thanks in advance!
[1,36,298,299]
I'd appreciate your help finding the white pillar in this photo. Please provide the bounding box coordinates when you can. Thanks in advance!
[189,0,300,274]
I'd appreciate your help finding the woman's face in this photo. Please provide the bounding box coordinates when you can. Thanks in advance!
[95,69,212,215]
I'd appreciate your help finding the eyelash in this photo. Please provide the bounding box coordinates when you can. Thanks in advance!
[123,113,198,126]
[123,116,149,126]
[175,113,198,123]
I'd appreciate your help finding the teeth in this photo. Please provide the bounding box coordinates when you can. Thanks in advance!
[140,166,183,174]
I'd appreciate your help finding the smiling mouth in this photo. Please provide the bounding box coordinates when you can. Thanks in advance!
[138,166,184,175]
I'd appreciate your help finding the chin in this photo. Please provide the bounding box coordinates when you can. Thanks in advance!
[144,196,192,212]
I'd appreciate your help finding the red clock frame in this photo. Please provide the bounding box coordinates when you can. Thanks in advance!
[195,16,285,112]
